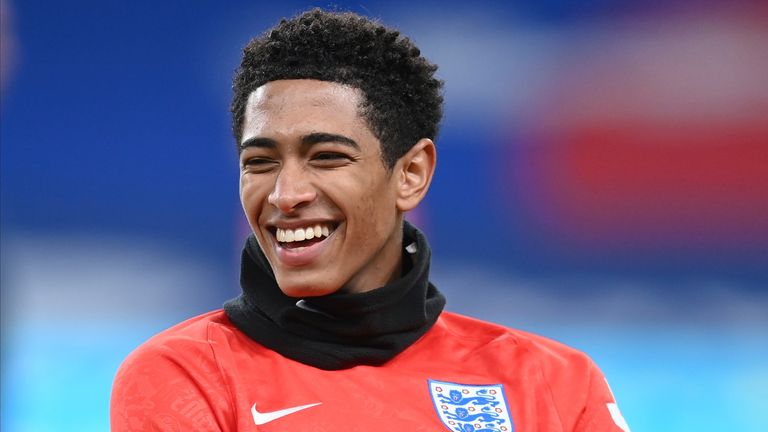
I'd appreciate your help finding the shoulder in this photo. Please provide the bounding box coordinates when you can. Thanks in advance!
[113,309,243,379]
[437,312,625,431]
[112,310,228,385]
[144,309,232,344]
[439,312,593,363]
[119,309,229,363]
[110,310,237,430]
[438,311,598,386]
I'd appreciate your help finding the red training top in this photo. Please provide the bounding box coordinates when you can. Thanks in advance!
[111,310,630,431]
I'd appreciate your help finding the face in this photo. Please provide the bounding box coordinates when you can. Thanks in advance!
[239,79,405,297]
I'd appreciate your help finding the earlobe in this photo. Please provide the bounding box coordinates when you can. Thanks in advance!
[396,138,436,212]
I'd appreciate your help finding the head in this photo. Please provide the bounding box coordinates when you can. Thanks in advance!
[232,10,443,297]
[231,8,443,168]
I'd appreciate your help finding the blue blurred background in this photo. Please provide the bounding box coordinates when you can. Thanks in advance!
[2,1,767,430]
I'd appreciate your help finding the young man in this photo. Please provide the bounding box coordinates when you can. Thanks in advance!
[111,9,630,431]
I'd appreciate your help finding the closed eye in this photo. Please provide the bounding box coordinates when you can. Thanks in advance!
[313,152,349,160]
[242,157,278,172]
[310,152,355,167]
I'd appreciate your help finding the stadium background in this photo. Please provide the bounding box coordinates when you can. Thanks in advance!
[1,0,766,430]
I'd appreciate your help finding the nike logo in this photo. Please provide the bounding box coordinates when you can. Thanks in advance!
[251,402,321,425]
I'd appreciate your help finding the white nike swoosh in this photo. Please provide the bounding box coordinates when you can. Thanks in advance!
[251,402,321,425]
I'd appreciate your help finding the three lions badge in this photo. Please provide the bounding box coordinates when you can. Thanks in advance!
[429,380,514,432]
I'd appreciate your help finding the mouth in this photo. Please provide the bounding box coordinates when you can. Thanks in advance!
[273,223,337,250]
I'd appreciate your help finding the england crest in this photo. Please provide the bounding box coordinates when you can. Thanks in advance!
[428,379,514,432]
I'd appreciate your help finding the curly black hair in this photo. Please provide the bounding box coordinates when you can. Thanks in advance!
[231,9,444,167]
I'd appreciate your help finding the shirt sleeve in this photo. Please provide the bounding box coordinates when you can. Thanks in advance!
[110,336,235,431]
[572,360,631,432]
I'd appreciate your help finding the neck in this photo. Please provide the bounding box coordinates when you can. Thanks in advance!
[223,220,446,370]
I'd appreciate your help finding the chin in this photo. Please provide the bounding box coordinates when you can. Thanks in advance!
[276,278,339,298]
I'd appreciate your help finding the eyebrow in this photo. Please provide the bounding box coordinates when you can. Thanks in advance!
[239,132,360,152]
[302,132,360,150]
[239,137,277,151]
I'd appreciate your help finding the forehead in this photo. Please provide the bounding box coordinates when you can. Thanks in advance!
[242,79,368,142]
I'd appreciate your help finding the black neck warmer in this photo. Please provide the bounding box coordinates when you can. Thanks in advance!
[223,222,446,370]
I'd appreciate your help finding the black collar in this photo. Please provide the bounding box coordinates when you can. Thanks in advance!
[224,222,446,370]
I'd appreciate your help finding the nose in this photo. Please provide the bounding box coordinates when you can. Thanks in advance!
[267,163,316,213]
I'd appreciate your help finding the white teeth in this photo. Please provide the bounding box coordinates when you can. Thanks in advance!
[276,224,333,244]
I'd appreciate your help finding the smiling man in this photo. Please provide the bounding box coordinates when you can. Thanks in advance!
[238,80,425,298]
[111,9,629,432]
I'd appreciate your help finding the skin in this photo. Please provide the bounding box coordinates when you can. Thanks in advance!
[239,79,436,297]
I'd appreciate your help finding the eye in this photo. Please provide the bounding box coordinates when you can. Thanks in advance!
[311,152,354,167]
[313,152,348,160]
[242,157,278,173]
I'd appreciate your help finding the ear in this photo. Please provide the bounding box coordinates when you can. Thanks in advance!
[395,138,436,212]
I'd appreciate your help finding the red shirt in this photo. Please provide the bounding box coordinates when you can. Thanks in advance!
[111,310,630,431]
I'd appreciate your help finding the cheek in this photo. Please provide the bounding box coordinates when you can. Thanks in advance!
[351,180,397,236]
[239,174,252,199]
[239,177,268,221]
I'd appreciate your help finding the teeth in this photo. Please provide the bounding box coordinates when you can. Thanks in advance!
[276,224,333,244]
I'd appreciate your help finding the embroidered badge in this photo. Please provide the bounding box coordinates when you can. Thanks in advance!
[428,380,514,432]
